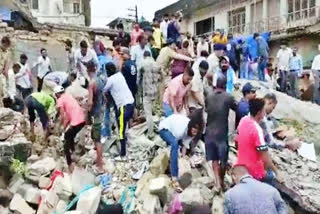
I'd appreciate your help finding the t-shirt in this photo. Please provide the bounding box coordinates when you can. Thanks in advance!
[16,63,32,89]
[104,72,134,109]
[163,74,190,108]
[159,114,192,148]
[36,56,51,79]
[31,92,56,116]
[121,59,137,96]
[236,116,268,180]
[277,48,292,71]
[74,49,100,78]
[130,29,144,46]
[57,93,85,127]
[235,98,249,128]
[152,27,162,49]
[205,89,237,142]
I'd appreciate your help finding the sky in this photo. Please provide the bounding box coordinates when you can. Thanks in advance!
[91,0,178,28]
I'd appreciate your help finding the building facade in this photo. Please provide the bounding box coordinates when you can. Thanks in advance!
[156,0,320,67]
[107,17,135,33]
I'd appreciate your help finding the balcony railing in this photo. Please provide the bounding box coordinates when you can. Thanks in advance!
[227,6,320,36]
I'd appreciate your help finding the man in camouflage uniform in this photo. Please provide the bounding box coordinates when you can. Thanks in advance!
[0,36,11,107]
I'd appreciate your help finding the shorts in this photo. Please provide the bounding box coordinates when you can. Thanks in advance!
[91,114,102,143]
[205,139,229,167]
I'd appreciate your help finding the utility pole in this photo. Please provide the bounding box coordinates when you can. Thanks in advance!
[128,5,138,23]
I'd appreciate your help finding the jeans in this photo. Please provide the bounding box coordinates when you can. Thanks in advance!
[159,129,179,177]
[240,61,249,79]
[64,122,85,165]
[163,102,173,117]
[258,58,267,81]
[279,70,288,93]
[261,169,276,186]
[101,106,111,138]
[16,85,32,99]
[115,104,134,156]
[288,71,299,98]
[143,96,154,137]
[26,96,49,129]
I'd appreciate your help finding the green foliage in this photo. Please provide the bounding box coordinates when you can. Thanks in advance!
[10,158,27,176]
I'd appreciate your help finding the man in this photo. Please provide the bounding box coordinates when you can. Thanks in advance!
[104,63,134,160]
[171,40,192,79]
[288,47,303,98]
[35,48,52,92]
[0,36,12,106]
[163,66,194,117]
[235,82,257,128]
[116,23,131,48]
[188,60,209,112]
[141,51,159,139]
[254,33,269,81]
[226,33,238,72]
[152,18,162,60]
[212,29,227,54]
[236,98,282,185]
[239,40,250,79]
[121,47,137,99]
[207,45,223,86]
[205,77,237,192]
[112,39,124,70]
[261,93,302,151]
[87,62,106,173]
[159,111,202,192]
[26,91,56,139]
[16,54,33,99]
[276,42,292,93]
[184,32,195,58]
[65,40,76,73]
[167,13,181,44]
[213,56,238,94]
[3,63,24,113]
[130,22,144,46]
[43,71,76,93]
[55,86,86,173]
[197,36,209,58]
[224,165,288,214]
[74,40,100,80]
[160,14,169,42]
[311,44,320,104]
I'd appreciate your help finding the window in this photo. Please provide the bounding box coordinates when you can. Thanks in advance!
[228,7,246,34]
[32,0,39,10]
[195,17,214,36]
[73,3,80,14]
[288,0,316,21]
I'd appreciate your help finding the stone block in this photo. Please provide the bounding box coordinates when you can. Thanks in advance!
[139,192,162,214]
[71,167,95,195]
[8,175,25,194]
[27,157,56,177]
[149,176,170,204]
[150,150,169,176]
[0,136,32,165]
[135,171,156,197]
[17,184,41,205]
[178,158,192,176]
[9,194,35,214]
[76,187,102,214]
[38,176,51,189]
[179,187,204,206]
[51,173,72,200]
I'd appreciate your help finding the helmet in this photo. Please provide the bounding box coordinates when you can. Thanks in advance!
[54,85,64,94]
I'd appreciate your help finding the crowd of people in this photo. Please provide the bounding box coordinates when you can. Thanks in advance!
[0,11,315,213]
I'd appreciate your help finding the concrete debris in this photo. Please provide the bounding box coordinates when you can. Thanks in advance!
[27,157,57,177]
[55,200,68,213]
[38,176,51,189]
[71,167,95,195]
[149,176,171,204]
[179,187,205,206]
[76,187,102,214]
[17,183,41,204]
[150,150,169,176]
[8,175,25,194]
[178,158,192,176]
[0,189,13,207]
[9,194,35,214]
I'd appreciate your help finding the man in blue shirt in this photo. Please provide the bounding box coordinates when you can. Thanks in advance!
[235,82,257,128]
[239,40,250,79]
[226,33,238,72]
[254,33,269,81]
[121,47,137,99]
[289,47,303,98]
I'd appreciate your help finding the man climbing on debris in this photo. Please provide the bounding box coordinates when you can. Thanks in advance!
[205,76,237,192]
[260,93,302,151]
[25,91,56,139]
[224,164,288,214]
[87,61,105,173]
[104,62,135,161]
[236,98,283,185]
[162,66,194,117]
[159,109,203,192]
[55,86,86,173]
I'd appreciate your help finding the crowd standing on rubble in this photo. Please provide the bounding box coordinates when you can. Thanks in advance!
[2,11,320,214]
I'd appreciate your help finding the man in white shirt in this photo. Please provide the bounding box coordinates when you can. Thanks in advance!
[3,63,24,112]
[35,48,52,92]
[65,40,76,74]
[75,40,100,80]
[311,45,320,104]
[276,43,292,93]
[206,46,222,86]
[160,14,169,43]
[16,54,33,99]
[104,62,134,160]
[197,36,209,58]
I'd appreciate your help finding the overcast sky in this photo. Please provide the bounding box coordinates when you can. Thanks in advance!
[91,0,178,27]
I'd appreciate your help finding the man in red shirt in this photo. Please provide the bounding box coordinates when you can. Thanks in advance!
[236,98,282,184]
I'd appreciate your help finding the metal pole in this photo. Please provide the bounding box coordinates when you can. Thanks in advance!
[135,5,138,23]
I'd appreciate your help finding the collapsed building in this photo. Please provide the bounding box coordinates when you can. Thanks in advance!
[155,0,320,68]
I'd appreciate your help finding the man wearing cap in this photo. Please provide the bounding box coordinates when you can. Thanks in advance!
[205,76,237,192]
[55,86,86,173]
[224,165,288,214]
[213,56,238,94]
[188,60,209,112]
[235,82,257,128]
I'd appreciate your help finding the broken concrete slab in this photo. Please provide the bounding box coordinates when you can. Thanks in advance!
[71,167,95,195]
[18,184,41,205]
[178,158,192,176]
[149,175,171,204]
[38,176,51,189]
[76,186,102,214]
[27,157,56,177]
[135,171,156,197]
[150,150,169,176]
[51,173,73,200]
[9,194,35,214]
[8,175,25,194]
[179,187,204,206]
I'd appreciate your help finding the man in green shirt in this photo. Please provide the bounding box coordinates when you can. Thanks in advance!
[26,92,56,138]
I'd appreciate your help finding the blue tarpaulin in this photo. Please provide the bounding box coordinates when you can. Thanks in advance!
[0,7,11,21]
